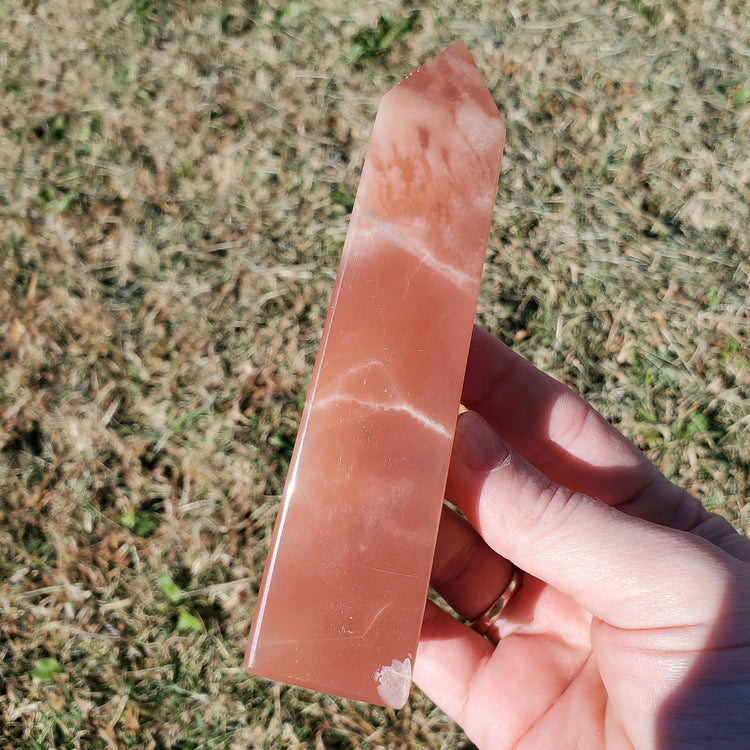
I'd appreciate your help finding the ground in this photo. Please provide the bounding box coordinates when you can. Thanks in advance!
[1,0,748,747]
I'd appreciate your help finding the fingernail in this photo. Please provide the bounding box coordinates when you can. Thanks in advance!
[453,411,509,472]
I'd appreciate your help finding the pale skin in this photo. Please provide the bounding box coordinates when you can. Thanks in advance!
[414,326,750,749]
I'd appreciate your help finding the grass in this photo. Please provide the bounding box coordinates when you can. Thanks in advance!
[1,0,749,746]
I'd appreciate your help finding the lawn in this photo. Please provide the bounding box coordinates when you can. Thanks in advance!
[1,0,748,747]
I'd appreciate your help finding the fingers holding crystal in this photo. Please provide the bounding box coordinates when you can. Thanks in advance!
[461,327,665,509]
[445,410,731,630]
[430,503,517,623]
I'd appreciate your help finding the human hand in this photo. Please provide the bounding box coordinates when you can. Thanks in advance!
[414,326,750,749]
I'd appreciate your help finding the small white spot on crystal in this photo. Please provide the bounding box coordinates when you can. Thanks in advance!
[374,656,412,708]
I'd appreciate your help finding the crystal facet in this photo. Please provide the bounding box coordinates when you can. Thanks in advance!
[246,41,505,708]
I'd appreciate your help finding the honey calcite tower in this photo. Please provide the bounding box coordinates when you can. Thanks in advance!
[246,41,505,708]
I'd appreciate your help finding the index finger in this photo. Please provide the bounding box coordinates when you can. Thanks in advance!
[463,326,695,524]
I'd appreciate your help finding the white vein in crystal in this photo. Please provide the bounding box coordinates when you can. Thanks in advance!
[354,205,476,294]
[318,359,395,397]
[314,394,451,439]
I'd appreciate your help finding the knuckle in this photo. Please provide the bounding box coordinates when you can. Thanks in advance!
[524,478,580,532]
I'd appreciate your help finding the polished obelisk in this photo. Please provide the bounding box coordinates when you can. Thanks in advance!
[246,41,505,708]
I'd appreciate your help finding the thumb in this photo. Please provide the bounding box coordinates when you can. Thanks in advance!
[446,411,731,630]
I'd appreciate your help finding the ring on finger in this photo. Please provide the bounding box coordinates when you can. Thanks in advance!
[470,566,524,644]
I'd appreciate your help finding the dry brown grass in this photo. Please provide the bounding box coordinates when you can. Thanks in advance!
[1,0,748,747]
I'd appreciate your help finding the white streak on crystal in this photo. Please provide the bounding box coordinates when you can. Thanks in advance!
[354,206,476,294]
[315,394,451,438]
[318,359,396,396]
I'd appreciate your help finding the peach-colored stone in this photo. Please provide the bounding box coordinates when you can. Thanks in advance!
[246,41,505,708]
